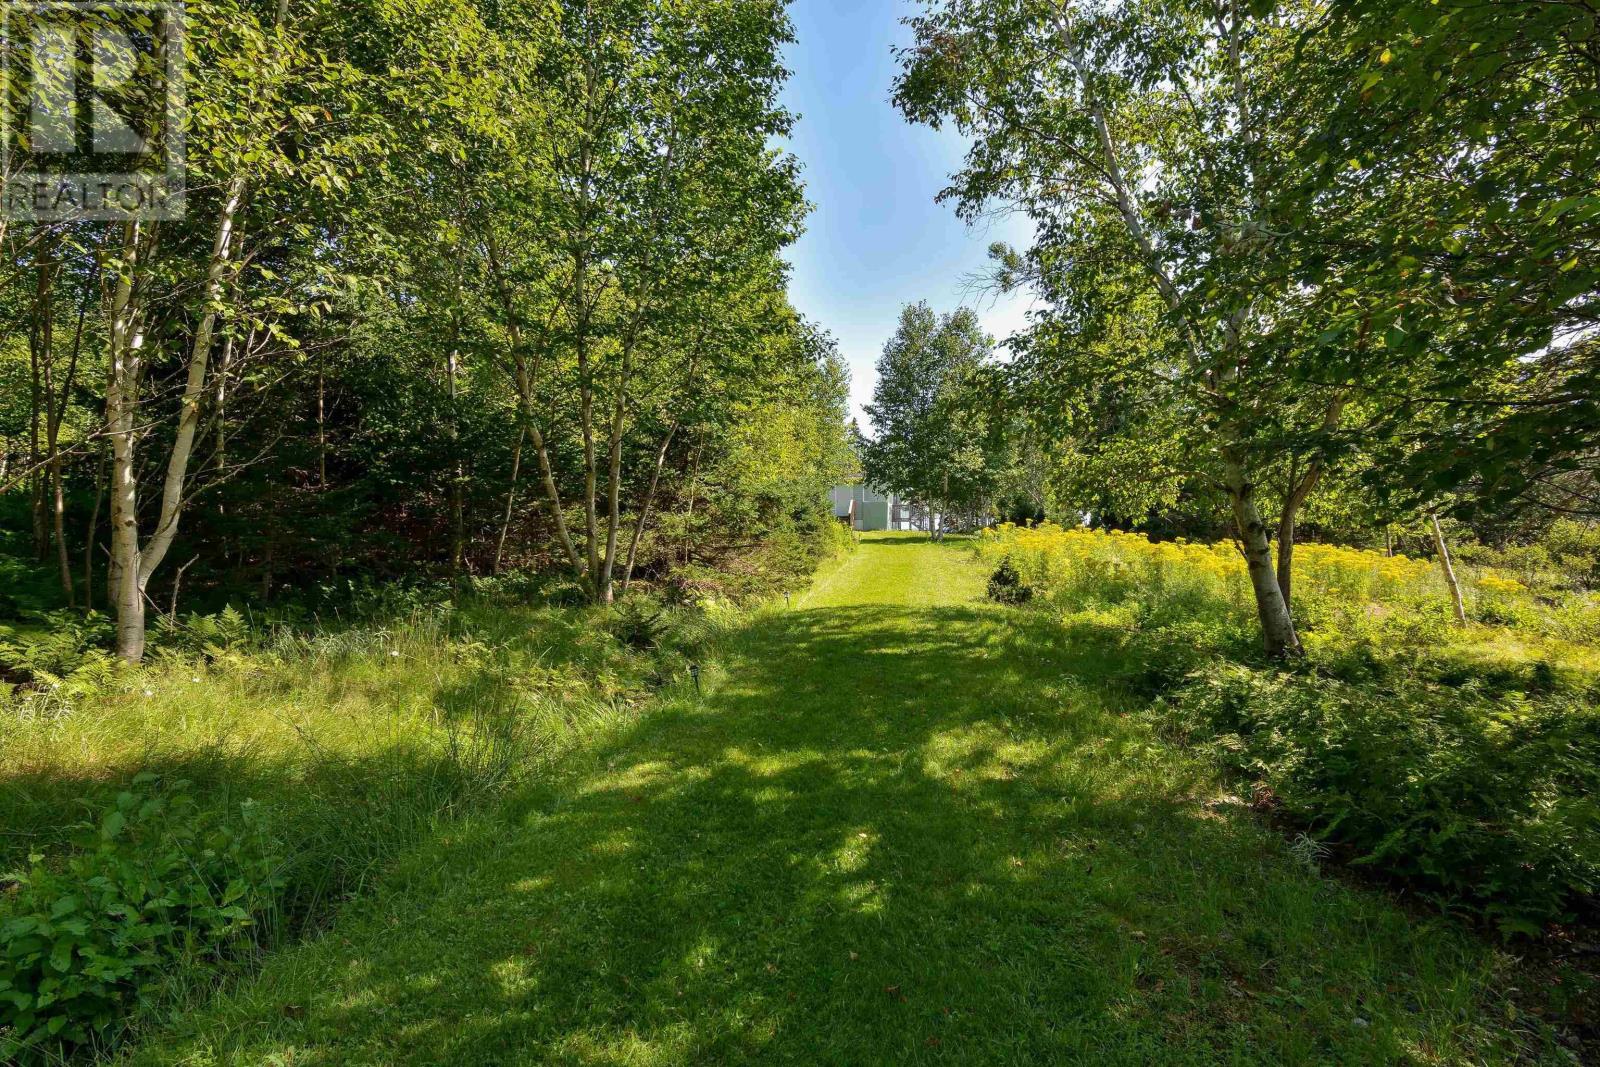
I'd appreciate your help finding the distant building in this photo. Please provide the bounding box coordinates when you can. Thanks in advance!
[830,485,919,532]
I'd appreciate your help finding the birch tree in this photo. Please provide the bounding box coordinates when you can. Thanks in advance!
[896,0,1326,656]
[100,0,389,660]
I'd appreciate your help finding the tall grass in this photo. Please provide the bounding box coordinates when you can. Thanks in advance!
[0,594,711,1061]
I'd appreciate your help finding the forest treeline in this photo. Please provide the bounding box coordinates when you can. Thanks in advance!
[0,0,854,663]
[864,0,1599,658]
[3,0,1598,667]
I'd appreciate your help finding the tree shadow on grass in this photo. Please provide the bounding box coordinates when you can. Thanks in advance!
[135,604,1530,1065]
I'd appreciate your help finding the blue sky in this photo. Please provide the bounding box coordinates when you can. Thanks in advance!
[778,0,1036,430]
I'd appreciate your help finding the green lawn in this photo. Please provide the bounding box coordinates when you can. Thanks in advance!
[132,535,1549,1065]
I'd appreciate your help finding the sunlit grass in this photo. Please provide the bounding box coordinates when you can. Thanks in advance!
[115,535,1570,1065]
[0,598,684,1060]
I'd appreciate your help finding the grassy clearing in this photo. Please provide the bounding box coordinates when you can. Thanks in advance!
[120,535,1570,1065]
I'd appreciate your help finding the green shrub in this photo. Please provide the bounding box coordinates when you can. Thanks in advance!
[0,777,284,1061]
[1116,617,1255,696]
[817,517,858,560]
[609,598,672,652]
[0,612,121,705]
[1158,665,1600,937]
[986,558,1034,605]
[1546,519,1600,589]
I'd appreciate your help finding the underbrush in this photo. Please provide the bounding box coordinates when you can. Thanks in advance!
[1161,665,1599,937]
[0,584,733,1063]
[979,523,1600,937]
[645,515,856,604]
[2,778,282,1060]
[1456,519,1600,596]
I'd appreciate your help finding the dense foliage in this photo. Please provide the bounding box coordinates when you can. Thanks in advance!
[0,0,853,664]
[896,0,1600,657]
[1168,665,1598,938]
[979,522,1600,934]
[1,780,282,1058]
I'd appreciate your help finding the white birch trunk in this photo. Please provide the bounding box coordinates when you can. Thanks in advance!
[1225,458,1302,659]
[494,425,525,577]
[106,222,149,662]
[1430,512,1468,625]
[137,177,245,587]
[106,176,244,662]
[620,422,677,595]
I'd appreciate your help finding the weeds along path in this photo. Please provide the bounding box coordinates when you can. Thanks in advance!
[138,535,1527,1065]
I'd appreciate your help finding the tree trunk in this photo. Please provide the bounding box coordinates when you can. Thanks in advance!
[1275,396,1345,611]
[84,447,104,611]
[316,360,327,489]
[597,346,634,604]
[517,365,584,576]
[682,441,703,566]
[493,426,525,577]
[31,236,77,606]
[446,346,464,575]
[106,221,149,661]
[48,267,87,607]
[215,331,233,470]
[1275,513,1297,616]
[212,327,234,565]
[50,453,71,606]
[28,254,47,561]
[620,422,677,595]
[137,176,245,589]
[1225,458,1302,659]
[1429,512,1467,625]
[575,267,602,601]
[482,230,585,578]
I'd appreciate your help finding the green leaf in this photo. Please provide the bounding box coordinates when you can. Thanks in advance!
[47,939,74,974]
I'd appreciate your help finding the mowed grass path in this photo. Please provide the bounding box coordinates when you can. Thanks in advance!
[136,535,1532,1065]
